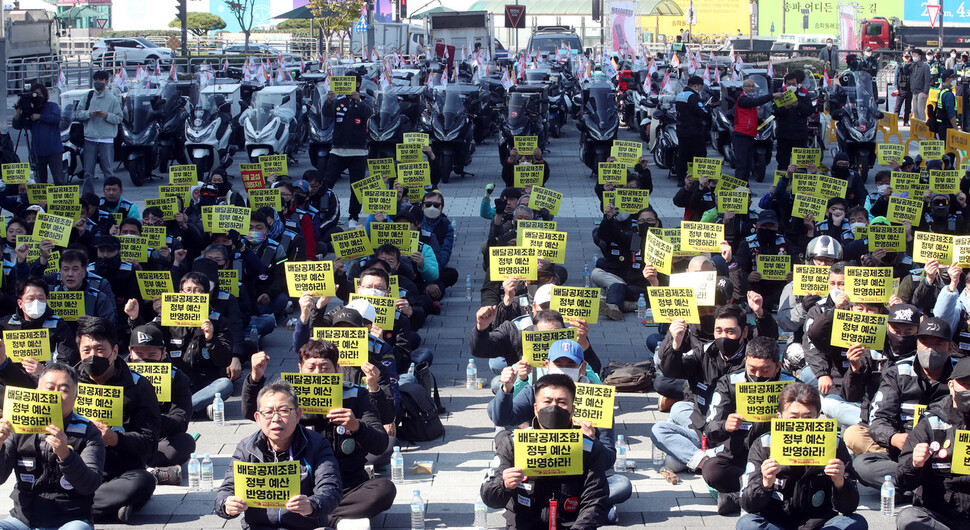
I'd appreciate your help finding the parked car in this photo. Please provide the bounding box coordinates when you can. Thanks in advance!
[219,43,301,63]
[92,37,174,64]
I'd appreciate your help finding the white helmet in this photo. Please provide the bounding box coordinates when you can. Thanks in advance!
[806,235,843,261]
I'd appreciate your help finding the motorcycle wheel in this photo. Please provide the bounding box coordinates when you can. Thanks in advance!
[652,143,670,170]
[639,122,649,142]
[724,143,736,169]
[438,152,453,183]
[752,150,768,183]
[157,145,170,173]
[126,157,147,187]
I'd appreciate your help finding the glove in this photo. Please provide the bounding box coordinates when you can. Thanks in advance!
[485,183,495,195]
[800,294,822,310]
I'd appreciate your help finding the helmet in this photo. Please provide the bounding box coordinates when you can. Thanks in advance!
[806,235,843,261]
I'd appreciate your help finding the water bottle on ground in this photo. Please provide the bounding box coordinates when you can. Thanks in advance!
[466,358,478,389]
[583,263,591,287]
[411,490,425,530]
[881,474,895,516]
[211,392,225,426]
[652,444,665,466]
[636,294,647,320]
[465,275,473,301]
[201,453,213,491]
[614,435,628,472]
[391,446,404,484]
[187,453,200,492]
[248,325,259,345]
[474,496,487,529]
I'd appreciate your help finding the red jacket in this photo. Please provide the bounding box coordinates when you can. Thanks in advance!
[733,92,774,137]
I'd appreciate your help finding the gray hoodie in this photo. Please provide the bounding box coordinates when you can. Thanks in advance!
[75,88,123,140]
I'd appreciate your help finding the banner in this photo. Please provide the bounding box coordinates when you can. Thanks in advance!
[609,1,637,55]
[280,372,343,414]
[233,461,300,508]
[514,429,583,476]
[770,418,838,466]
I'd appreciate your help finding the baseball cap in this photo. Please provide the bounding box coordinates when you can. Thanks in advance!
[942,68,957,81]
[93,235,120,251]
[952,357,970,381]
[887,304,921,326]
[756,209,779,227]
[917,317,952,341]
[344,299,377,325]
[533,283,554,306]
[293,180,310,194]
[548,339,584,366]
[129,325,165,348]
[331,306,367,328]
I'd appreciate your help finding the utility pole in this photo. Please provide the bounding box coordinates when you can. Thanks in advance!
[940,0,945,51]
[1,3,7,130]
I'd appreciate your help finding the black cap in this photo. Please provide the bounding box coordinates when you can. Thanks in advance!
[129,325,165,348]
[917,317,952,341]
[93,235,120,250]
[951,357,970,381]
[942,68,957,81]
[901,156,915,167]
[331,307,366,327]
[191,257,220,291]
[756,209,779,227]
[888,304,921,325]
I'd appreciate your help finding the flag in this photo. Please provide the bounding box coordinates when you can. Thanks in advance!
[169,62,177,81]
[135,64,146,83]
[702,65,710,86]
[767,59,774,78]
[57,68,67,92]
[823,68,830,88]
[300,57,306,72]
[735,55,744,72]
[441,67,448,88]
[322,74,330,93]
[114,68,128,91]
[316,51,324,66]
[661,70,672,93]
[443,47,449,60]
[670,53,680,68]
[224,58,230,71]
[731,68,738,81]
[501,69,513,90]
[154,61,161,77]
[460,46,466,61]
[647,59,657,77]
[687,53,696,74]
[425,70,434,89]
[713,66,721,85]
[729,47,735,64]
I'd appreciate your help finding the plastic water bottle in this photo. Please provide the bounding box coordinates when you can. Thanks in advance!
[201,453,213,491]
[211,392,225,426]
[592,253,599,267]
[652,444,665,466]
[408,363,416,377]
[583,263,591,287]
[636,294,647,320]
[391,446,405,484]
[466,358,478,389]
[614,434,628,472]
[248,325,259,345]
[465,275,473,301]
[187,453,200,491]
[881,474,895,516]
[474,496,487,529]
[410,490,425,530]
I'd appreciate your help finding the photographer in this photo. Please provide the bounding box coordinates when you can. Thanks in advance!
[11,83,65,184]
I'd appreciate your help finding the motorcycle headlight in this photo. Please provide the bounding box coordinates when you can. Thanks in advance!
[186,120,218,142]
[308,119,325,142]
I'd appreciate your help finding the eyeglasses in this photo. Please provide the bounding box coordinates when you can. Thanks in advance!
[423,202,442,208]
[257,407,294,419]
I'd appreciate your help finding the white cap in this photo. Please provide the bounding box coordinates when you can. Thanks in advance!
[345,298,377,324]
[534,283,554,306]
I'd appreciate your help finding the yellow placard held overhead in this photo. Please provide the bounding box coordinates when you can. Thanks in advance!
[793,265,831,296]
[717,190,749,214]
[258,154,287,177]
[48,186,79,205]
[867,225,907,252]
[143,226,166,249]
[313,327,368,367]
[770,418,838,466]
[518,220,557,232]
[397,162,431,188]
[369,222,411,250]
[614,188,650,213]
[2,329,51,362]
[791,193,828,220]
[513,135,538,153]
[32,213,73,248]
[891,171,919,193]
[331,228,373,260]
[330,76,355,94]
[951,430,970,475]
[642,231,674,276]
[489,246,538,281]
[610,140,641,165]
[831,309,888,350]
[248,188,282,211]
[955,235,970,266]
[129,362,173,403]
[920,140,944,159]
[45,203,81,222]
[160,293,209,327]
[572,383,615,429]
[520,229,568,263]
[679,221,723,252]
[669,271,717,306]
[773,89,798,108]
[351,176,385,203]
[913,232,954,264]
[791,173,817,196]
[647,287,700,324]
[929,169,961,194]
[2,387,62,434]
[845,267,894,304]
[280,372,343,414]
[203,205,251,234]
[46,291,84,322]
[792,147,821,167]
[528,186,563,216]
[815,175,848,200]
[395,142,423,163]
[513,164,545,187]
[886,196,924,225]
[514,429,584,477]
[757,255,791,281]
[233,461,301,508]
[597,162,627,185]
[159,184,193,205]
[367,158,397,181]
[238,163,265,192]
[75,383,124,427]
[168,164,197,186]
[521,328,578,367]
[550,287,601,325]
[735,381,793,422]
[1,162,30,184]
[285,261,335,297]
[26,183,50,204]
[402,132,429,145]
[877,144,905,166]
[360,189,398,215]
[347,294,395,329]
[693,157,722,178]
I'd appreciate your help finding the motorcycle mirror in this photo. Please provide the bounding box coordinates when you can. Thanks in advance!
[877,97,886,105]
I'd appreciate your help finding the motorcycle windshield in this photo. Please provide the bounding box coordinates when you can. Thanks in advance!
[507,93,530,128]
[802,74,819,99]
[126,91,156,133]
[586,87,616,120]
[60,103,75,132]
[191,95,218,123]
[252,102,275,130]
[440,90,464,130]
[376,93,402,130]
[850,71,877,122]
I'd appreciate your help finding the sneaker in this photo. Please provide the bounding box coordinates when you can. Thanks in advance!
[206,404,214,421]
[607,506,618,524]
[663,454,687,474]
[150,465,182,486]
[717,492,741,515]
[622,300,638,312]
[659,396,679,413]
[599,302,623,321]
[348,219,359,229]
[117,504,132,523]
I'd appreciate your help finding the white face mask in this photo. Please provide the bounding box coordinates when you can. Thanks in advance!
[827,43,833,49]
[614,211,631,222]
[829,288,843,302]
[877,184,890,194]
[849,221,867,233]
[23,300,46,319]
[358,287,388,298]
[423,206,442,219]
[548,364,581,381]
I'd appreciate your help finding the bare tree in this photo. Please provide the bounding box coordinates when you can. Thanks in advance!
[225,0,257,51]
[309,0,365,56]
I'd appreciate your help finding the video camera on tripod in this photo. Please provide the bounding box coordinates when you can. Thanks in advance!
[15,84,42,113]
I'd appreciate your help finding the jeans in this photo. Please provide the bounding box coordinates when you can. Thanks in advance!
[915,92,929,121]
[821,393,861,427]
[799,364,819,387]
[82,139,114,195]
[894,88,913,124]
[649,400,701,466]
[737,513,867,530]
[191,377,234,413]
[898,505,965,529]
[606,282,644,307]
[257,292,289,318]
[488,357,508,375]
[606,474,633,506]
[35,153,67,185]
[590,268,624,290]
[249,314,277,337]
[0,518,93,530]
[645,334,664,355]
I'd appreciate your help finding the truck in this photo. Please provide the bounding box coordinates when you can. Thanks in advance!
[428,11,494,62]
[350,22,426,57]
[3,9,60,95]
[862,17,970,51]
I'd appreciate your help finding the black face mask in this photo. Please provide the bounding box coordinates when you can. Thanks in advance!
[832,166,850,180]
[955,389,970,417]
[536,405,573,430]
[82,355,111,378]
[931,204,950,219]
[95,255,121,275]
[887,333,917,358]
[699,314,716,335]
[715,336,744,358]
[757,228,776,245]
[213,181,230,196]
[102,198,119,209]
[637,224,650,237]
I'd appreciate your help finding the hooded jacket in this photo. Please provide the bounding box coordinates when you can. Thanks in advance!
[705,369,798,461]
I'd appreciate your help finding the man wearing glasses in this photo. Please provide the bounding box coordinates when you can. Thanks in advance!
[411,190,458,298]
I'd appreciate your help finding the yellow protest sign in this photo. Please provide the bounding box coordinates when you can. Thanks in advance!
[643,231,674,276]
[514,429,583,476]
[951,430,970,475]
[736,381,793,422]
[160,293,209,327]
[597,162,627,185]
[757,255,791,281]
[397,162,431,188]
[2,387,62,434]
[331,75,355,94]
[601,190,615,212]
[47,291,84,322]
[793,191,831,219]
[43,249,59,276]
[693,157,722,179]
[313,327,368,367]
[46,203,81,222]
[845,266,894,304]
[142,226,167,249]
[347,293,395,329]
[610,140,641,165]
[26,183,50,204]
[792,148,821,167]
[369,222,411,250]
[651,228,689,257]
[514,164,545,187]
[168,164,197,186]
[955,235,970,266]
[520,229,567,263]
[258,154,288,177]
[521,328,578,367]
[816,175,848,200]
[489,246,538,281]
[350,174,385,202]
[402,132,429,145]
[615,189,650,213]
[331,228,372,260]
[528,186,563,216]
[831,309,888,350]
[1,163,29,185]
[913,231,954,264]
[119,235,149,263]
[550,286,601,325]
[136,271,174,299]
[513,135,538,153]
[129,362,172,403]
[913,404,927,429]
[353,274,400,301]
[159,184,192,205]
[16,235,40,263]
[867,225,907,252]
[48,185,79,205]
[773,89,798,107]
[930,169,961,194]
[793,265,831,296]
[891,171,919,193]
[669,271,717,306]
[920,140,944,159]
[248,188,282,211]
[281,372,343,414]
[75,383,124,427]
[878,144,905,166]
[679,221,723,252]
[285,261,335,297]
[395,142,423,163]
[233,461,301,508]
[366,158,397,181]
[518,220,557,232]
[714,174,747,194]
[239,163,265,192]
[792,173,818,196]
[717,190,749,214]
[773,170,786,186]
[205,205,251,234]
[770,418,837,466]
[32,213,72,248]
[647,287,700,324]
[573,383,615,429]
[361,189,398,215]
[2,329,50,362]
[886,196,924,225]
[218,269,239,297]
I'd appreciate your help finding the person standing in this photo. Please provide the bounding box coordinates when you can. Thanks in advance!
[819,38,840,75]
[731,79,783,182]
[774,71,814,170]
[895,53,914,126]
[322,73,371,228]
[935,69,959,141]
[674,76,709,187]
[911,49,932,121]
[11,83,65,184]
[74,71,122,197]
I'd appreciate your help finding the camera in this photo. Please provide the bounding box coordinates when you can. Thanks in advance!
[16,85,40,113]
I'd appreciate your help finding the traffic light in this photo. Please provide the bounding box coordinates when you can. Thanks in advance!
[592,0,600,21]
[177,0,187,27]
[399,0,407,19]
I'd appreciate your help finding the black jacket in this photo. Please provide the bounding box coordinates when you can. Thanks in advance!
[705,369,798,461]
[595,216,647,284]
[0,308,78,366]
[135,311,233,393]
[675,87,709,138]
[323,96,371,151]
[774,91,814,142]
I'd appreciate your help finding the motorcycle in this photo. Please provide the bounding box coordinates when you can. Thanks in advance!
[802,73,827,150]
[119,86,162,186]
[155,81,195,173]
[241,84,305,161]
[184,88,238,178]
[305,79,334,175]
[58,89,90,181]
[424,85,478,182]
[647,79,681,172]
[709,81,737,168]
[367,86,426,159]
[829,70,881,182]
[498,86,549,164]
[575,81,619,176]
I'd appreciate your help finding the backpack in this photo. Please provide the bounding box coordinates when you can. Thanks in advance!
[396,382,445,442]
[410,361,446,414]
[600,360,654,393]
[68,90,95,147]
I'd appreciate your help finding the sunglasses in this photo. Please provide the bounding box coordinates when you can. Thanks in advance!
[423,202,442,208]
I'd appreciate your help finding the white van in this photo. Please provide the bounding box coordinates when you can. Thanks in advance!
[771,34,840,53]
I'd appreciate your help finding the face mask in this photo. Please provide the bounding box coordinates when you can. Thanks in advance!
[829,288,843,302]
[952,80,959,87]
[864,52,871,58]
[548,364,581,381]
[358,287,388,298]
[917,347,950,372]
[955,389,970,416]
[536,404,573,430]
[637,223,650,237]
[746,372,775,383]
[850,221,867,233]
[827,44,833,49]
[82,355,111,378]
[93,82,106,92]
[877,184,889,194]
[715,336,743,358]
[23,300,46,319]
[832,166,850,180]
[209,281,216,291]
[423,206,442,219]
[95,256,121,274]
[756,228,776,244]
[699,314,716,335]
[249,230,266,244]
[887,333,917,357]
[931,204,949,219]
[614,211,630,223]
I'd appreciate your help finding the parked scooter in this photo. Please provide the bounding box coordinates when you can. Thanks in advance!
[305,79,334,175]
[58,89,89,181]
[155,81,195,173]
[828,70,881,181]
[368,86,426,159]
[241,84,304,161]
[575,81,619,176]
[498,86,549,164]
[119,86,162,186]
[184,90,238,178]
[424,85,478,182]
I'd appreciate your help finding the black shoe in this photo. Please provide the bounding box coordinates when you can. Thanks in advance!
[717,492,741,515]
[150,465,182,485]
[117,505,132,523]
